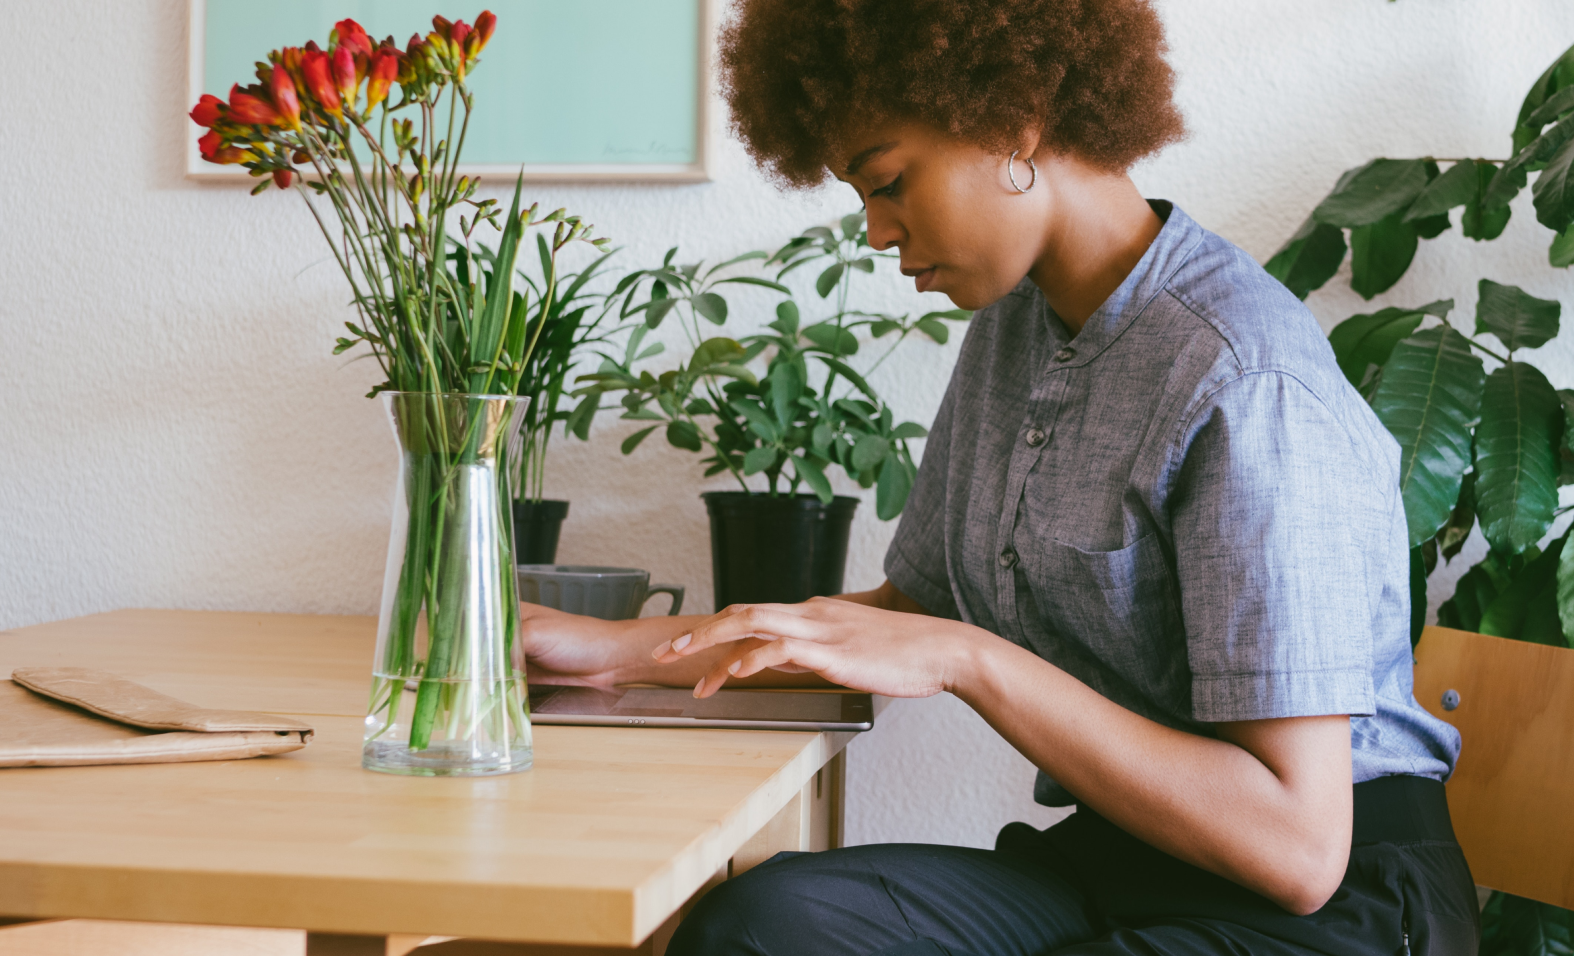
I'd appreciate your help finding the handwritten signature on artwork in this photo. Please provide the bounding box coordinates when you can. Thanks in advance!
[603,141,692,159]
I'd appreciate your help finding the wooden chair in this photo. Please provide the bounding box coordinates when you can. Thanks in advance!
[1411,625,1574,909]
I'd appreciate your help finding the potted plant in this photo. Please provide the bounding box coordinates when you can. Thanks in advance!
[466,238,622,563]
[189,12,607,775]
[573,213,969,607]
[1265,38,1574,949]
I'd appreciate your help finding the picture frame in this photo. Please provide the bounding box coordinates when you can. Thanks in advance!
[186,0,714,183]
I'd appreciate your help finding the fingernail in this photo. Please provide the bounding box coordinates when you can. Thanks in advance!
[727,660,741,675]
[693,677,705,697]
[672,634,692,652]
[652,640,672,659]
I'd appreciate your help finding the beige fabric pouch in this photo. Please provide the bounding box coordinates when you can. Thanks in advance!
[2,667,313,768]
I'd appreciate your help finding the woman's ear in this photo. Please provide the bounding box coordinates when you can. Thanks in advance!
[1019,126,1045,162]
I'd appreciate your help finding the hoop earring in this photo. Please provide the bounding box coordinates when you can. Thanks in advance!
[1007,150,1037,193]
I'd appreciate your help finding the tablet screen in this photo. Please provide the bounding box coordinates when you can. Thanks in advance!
[528,685,873,728]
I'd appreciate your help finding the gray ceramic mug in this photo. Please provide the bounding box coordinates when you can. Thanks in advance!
[517,565,685,621]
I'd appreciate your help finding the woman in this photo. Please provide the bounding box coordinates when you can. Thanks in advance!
[519,1,1478,953]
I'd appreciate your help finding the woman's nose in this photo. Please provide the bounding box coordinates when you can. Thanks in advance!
[864,208,903,251]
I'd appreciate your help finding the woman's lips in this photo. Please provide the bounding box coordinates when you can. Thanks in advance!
[913,267,937,293]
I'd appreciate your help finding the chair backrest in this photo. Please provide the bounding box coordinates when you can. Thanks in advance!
[1411,625,1574,909]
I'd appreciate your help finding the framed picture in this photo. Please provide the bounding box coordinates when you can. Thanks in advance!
[187,0,714,182]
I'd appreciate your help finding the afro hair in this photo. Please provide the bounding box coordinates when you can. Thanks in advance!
[717,0,1186,188]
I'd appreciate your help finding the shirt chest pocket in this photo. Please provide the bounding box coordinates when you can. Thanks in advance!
[1027,533,1188,695]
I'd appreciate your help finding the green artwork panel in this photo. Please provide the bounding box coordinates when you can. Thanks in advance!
[202,0,699,167]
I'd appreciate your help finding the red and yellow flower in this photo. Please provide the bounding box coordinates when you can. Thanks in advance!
[189,11,498,190]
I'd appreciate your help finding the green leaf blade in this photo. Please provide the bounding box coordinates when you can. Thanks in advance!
[1263,217,1347,300]
[1370,325,1486,548]
[1403,160,1479,221]
[1349,213,1419,300]
[851,435,891,472]
[1327,306,1438,389]
[1475,362,1562,554]
[875,453,914,520]
[620,425,660,455]
[792,454,834,503]
[1476,279,1561,352]
[1313,159,1431,228]
[691,291,729,325]
[815,262,846,299]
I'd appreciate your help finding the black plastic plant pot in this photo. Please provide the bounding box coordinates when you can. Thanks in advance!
[703,491,860,609]
[512,499,570,565]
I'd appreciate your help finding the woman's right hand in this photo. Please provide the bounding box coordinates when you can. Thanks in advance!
[515,603,633,687]
[516,602,706,687]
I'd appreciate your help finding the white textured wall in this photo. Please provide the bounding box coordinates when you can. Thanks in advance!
[4,0,1573,849]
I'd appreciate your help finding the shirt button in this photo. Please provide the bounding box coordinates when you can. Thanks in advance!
[1025,427,1046,447]
[998,549,1018,569]
[1053,347,1076,362]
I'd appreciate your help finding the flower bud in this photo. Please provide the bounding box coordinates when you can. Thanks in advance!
[301,49,342,117]
[189,93,224,128]
[332,45,359,111]
[474,11,497,52]
[332,19,373,59]
[270,66,301,129]
[273,168,294,189]
[365,47,400,110]
[227,84,282,126]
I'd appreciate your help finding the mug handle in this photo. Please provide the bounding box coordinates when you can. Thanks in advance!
[643,585,685,616]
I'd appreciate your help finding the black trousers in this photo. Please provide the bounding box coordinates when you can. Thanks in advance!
[667,776,1479,956]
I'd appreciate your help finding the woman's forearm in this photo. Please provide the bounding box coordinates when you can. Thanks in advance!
[948,632,1352,915]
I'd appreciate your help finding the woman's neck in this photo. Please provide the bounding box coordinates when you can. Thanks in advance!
[1027,161,1164,335]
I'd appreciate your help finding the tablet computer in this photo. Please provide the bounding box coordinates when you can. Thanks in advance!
[527,685,878,732]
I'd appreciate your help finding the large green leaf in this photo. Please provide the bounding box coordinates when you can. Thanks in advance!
[1462,161,1513,240]
[1487,118,1574,211]
[1349,213,1418,300]
[1476,279,1562,353]
[1263,216,1347,300]
[1551,225,1574,268]
[1403,160,1479,221]
[1326,300,1451,389]
[1437,549,1531,633]
[1371,325,1486,548]
[1313,159,1431,227]
[1478,534,1565,641]
[1480,891,1574,956]
[1534,132,1574,232]
[1474,362,1561,554]
[1511,41,1574,154]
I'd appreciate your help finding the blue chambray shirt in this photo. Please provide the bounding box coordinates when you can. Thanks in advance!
[885,201,1460,807]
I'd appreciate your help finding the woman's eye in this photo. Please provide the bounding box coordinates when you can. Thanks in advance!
[870,175,901,198]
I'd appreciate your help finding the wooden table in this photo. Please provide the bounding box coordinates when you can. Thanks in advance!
[0,610,853,955]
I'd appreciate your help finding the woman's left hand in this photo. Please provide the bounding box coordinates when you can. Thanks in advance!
[651,596,978,699]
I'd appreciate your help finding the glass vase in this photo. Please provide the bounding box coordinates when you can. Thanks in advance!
[363,392,533,776]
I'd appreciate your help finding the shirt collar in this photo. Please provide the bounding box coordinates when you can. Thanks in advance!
[1037,200,1206,361]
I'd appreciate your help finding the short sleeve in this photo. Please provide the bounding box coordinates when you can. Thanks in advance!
[1170,371,1379,723]
[884,375,962,620]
